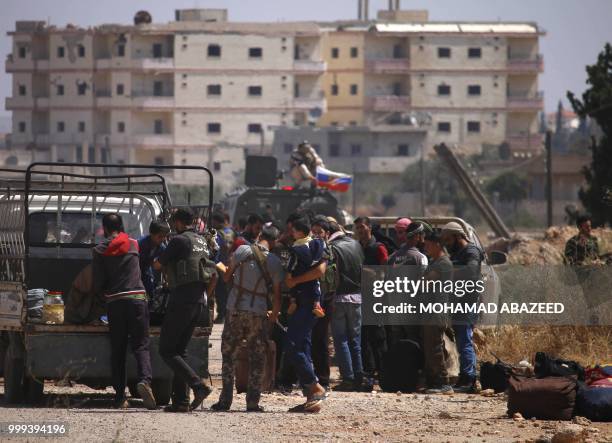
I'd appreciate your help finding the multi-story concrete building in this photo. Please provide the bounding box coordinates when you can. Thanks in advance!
[4,10,326,185]
[318,8,545,157]
[4,6,544,188]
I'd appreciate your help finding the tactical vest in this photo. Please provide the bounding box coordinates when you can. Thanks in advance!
[166,230,215,290]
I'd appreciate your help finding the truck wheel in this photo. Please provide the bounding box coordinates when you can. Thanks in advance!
[0,332,8,378]
[3,333,25,404]
[151,379,172,406]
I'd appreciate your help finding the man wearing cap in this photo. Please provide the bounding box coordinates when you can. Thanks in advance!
[387,219,428,274]
[441,221,484,394]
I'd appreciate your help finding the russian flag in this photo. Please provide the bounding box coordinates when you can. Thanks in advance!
[316,166,353,192]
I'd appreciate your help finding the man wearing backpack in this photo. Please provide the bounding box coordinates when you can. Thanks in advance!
[211,224,283,412]
[328,220,366,391]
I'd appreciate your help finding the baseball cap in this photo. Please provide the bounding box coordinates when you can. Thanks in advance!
[441,221,465,236]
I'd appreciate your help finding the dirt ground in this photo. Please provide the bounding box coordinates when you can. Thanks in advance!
[1,327,611,443]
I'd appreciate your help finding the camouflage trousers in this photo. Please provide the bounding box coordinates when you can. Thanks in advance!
[219,310,268,408]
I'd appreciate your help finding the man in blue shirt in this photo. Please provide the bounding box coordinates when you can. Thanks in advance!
[138,220,170,300]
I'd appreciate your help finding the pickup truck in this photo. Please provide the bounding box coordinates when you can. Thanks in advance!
[0,163,214,405]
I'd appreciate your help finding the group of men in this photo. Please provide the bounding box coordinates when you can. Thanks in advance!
[91,205,485,414]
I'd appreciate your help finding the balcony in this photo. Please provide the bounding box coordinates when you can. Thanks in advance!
[5,55,49,72]
[367,95,411,112]
[507,92,544,111]
[131,92,175,110]
[366,58,411,74]
[131,58,174,71]
[35,133,91,146]
[132,134,174,147]
[506,133,545,151]
[293,96,327,112]
[5,97,34,109]
[507,54,544,73]
[293,60,327,75]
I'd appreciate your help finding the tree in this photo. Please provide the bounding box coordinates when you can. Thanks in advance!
[485,172,528,206]
[568,43,612,226]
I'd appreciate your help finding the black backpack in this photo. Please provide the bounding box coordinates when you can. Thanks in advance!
[534,352,585,381]
[480,359,515,393]
[379,339,423,393]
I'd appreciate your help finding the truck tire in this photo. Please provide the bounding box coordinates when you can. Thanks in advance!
[0,332,8,378]
[3,333,25,404]
[151,379,172,406]
[24,376,44,404]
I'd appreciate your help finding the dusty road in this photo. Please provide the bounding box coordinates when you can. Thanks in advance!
[1,328,610,442]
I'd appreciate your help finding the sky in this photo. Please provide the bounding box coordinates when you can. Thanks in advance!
[1,0,611,118]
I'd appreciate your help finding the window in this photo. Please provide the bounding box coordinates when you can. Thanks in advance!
[331,84,339,96]
[350,47,358,58]
[438,47,451,58]
[117,44,125,57]
[117,122,125,133]
[213,161,221,172]
[397,144,410,156]
[78,121,86,132]
[18,122,26,133]
[208,44,221,57]
[77,83,87,95]
[207,123,221,134]
[248,123,262,133]
[248,86,262,97]
[78,45,86,57]
[329,144,340,157]
[56,84,64,96]
[350,84,358,95]
[437,122,451,133]
[57,46,65,58]
[76,146,83,163]
[467,121,481,133]
[468,47,482,59]
[116,84,124,95]
[249,47,263,58]
[467,85,481,96]
[283,143,293,154]
[331,47,339,59]
[154,120,163,134]
[57,121,65,133]
[18,46,27,58]
[207,84,221,96]
[18,85,27,96]
[351,144,362,156]
[153,81,163,96]
[437,84,451,96]
[152,43,163,58]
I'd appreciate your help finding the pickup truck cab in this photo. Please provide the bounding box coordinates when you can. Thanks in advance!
[0,163,214,405]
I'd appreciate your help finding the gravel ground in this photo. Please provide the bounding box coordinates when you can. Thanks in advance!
[1,328,610,442]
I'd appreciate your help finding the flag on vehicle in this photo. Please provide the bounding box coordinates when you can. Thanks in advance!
[316,166,352,192]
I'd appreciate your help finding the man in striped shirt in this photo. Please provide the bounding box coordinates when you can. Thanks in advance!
[92,213,156,410]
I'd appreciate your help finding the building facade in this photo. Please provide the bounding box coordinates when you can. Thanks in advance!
[5,7,544,187]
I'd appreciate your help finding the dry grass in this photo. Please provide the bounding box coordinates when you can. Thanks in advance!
[476,325,612,367]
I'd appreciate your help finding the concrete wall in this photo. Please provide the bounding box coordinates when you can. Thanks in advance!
[410,35,508,70]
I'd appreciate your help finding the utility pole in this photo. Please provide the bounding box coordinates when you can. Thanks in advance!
[545,130,553,227]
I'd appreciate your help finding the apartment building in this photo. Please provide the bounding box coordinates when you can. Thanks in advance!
[4,10,326,185]
[319,9,545,157]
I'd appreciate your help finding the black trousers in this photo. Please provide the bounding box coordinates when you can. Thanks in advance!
[215,278,228,321]
[107,299,152,400]
[311,298,333,385]
[361,325,387,378]
[159,301,203,407]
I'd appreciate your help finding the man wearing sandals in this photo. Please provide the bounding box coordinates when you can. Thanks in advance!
[212,224,283,412]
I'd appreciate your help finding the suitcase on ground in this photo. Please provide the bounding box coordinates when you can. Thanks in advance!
[576,385,612,422]
[235,340,276,394]
[507,375,577,420]
[379,339,423,393]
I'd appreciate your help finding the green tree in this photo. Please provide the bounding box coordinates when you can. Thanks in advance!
[485,172,528,205]
[567,43,612,226]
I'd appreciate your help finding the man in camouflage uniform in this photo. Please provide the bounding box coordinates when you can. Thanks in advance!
[564,214,600,265]
[211,224,283,412]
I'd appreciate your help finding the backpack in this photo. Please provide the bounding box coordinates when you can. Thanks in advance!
[534,352,585,381]
[481,359,515,393]
[379,339,423,393]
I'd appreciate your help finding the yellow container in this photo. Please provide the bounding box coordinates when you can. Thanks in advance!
[42,303,64,324]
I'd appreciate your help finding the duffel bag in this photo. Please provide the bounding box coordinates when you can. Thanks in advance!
[534,352,585,381]
[507,375,577,420]
[576,385,612,422]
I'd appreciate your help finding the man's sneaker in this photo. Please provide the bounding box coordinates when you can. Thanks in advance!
[136,381,157,410]
[453,377,478,394]
[333,380,356,392]
[190,381,213,410]
[164,404,190,413]
[113,398,129,409]
[210,402,230,411]
[425,384,454,395]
